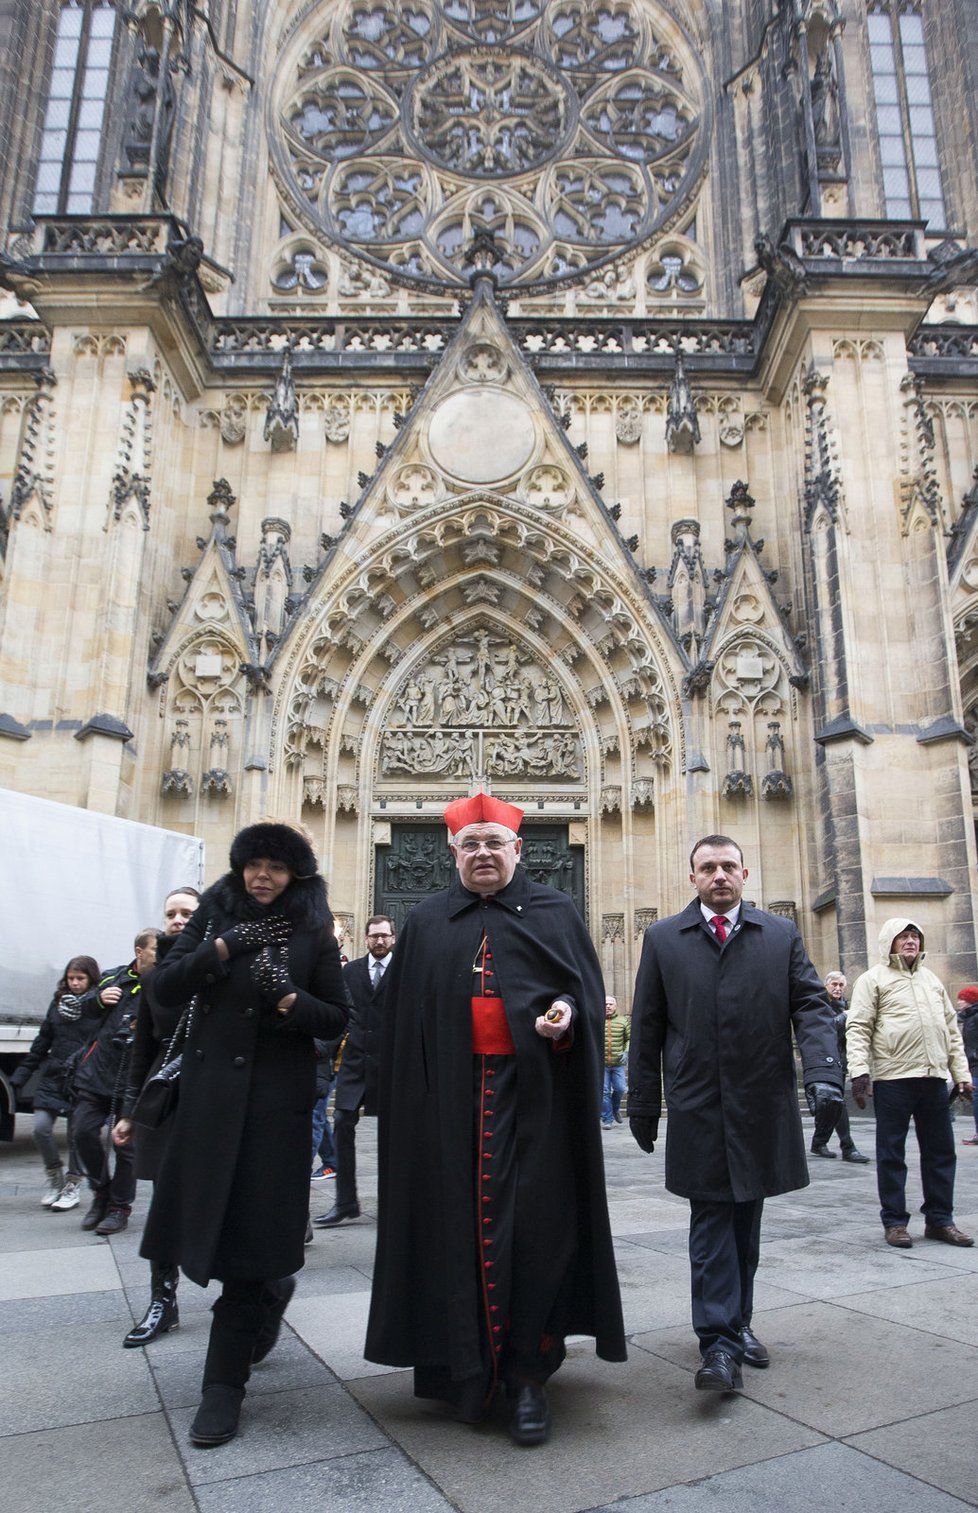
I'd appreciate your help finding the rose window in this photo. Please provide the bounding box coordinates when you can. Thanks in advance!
[272,0,708,290]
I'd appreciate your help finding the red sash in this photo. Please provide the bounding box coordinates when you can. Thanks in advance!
[471,995,515,1055]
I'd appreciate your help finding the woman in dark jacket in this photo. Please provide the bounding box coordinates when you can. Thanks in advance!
[112,886,201,1347]
[141,822,348,1449]
[10,956,100,1210]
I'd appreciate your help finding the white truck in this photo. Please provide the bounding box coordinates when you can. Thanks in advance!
[0,788,203,1138]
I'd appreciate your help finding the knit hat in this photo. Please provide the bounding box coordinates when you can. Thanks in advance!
[957,985,978,1005]
[444,791,524,835]
[229,821,317,879]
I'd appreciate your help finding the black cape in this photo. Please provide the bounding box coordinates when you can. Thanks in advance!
[364,867,626,1384]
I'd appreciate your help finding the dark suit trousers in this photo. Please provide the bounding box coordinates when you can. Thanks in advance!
[333,1106,360,1208]
[688,1197,763,1360]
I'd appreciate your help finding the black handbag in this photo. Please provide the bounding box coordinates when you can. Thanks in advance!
[131,1052,183,1129]
[131,1000,195,1130]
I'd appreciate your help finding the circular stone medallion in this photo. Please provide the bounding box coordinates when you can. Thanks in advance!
[428,390,535,484]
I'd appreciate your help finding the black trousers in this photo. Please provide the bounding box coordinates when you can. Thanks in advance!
[71,1093,136,1210]
[813,1098,856,1150]
[874,1077,956,1229]
[688,1197,763,1361]
[333,1105,360,1208]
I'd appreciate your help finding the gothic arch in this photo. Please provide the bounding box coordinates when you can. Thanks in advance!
[266,491,684,903]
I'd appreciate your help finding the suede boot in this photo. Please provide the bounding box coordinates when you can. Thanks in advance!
[251,1276,297,1365]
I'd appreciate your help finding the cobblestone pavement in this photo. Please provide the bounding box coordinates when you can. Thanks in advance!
[3,1105,978,1512]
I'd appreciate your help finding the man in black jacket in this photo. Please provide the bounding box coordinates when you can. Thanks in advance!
[629,835,843,1393]
[72,929,161,1235]
[315,914,395,1227]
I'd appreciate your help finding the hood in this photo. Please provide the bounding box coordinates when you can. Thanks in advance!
[877,915,925,965]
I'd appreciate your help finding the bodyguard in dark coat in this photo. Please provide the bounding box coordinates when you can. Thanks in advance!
[112,886,201,1348]
[629,835,842,1394]
[314,914,394,1227]
[365,793,625,1448]
[141,821,348,1449]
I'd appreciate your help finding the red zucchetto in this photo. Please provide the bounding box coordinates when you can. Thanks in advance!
[443,791,524,835]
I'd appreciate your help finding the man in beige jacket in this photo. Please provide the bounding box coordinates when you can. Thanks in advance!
[847,917,973,1250]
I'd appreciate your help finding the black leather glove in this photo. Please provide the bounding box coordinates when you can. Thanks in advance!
[9,1064,30,1090]
[805,1081,843,1116]
[221,915,291,959]
[851,1073,871,1109]
[629,1115,658,1154]
[58,993,83,1021]
[250,945,297,1004]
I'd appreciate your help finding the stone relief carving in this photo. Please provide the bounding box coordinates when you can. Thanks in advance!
[379,632,583,782]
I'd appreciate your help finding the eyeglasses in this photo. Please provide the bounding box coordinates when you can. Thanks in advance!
[366,933,393,941]
[456,838,515,854]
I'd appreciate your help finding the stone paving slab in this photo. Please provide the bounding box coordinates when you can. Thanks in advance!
[0,1240,126,1300]
[348,1346,827,1513]
[587,1441,975,1512]
[192,1446,457,1513]
[632,1298,978,1439]
[2,1411,199,1513]
[173,1381,388,1487]
[2,1316,159,1434]
[845,1401,978,1508]
[149,1328,338,1410]
[288,1288,391,1381]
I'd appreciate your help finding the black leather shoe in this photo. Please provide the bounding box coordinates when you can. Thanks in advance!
[80,1197,109,1231]
[190,1385,245,1447]
[313,1203,361,1227]
[739,1326,770,1368]
[507,1383,550,1446]
[694,1348,743,1392]
[809,1144,836,1159]
[841,1148,871,1163]
[252,1277,296,1365]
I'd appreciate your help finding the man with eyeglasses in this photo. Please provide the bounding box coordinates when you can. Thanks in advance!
[314,914,395,1228]
[365,792,625,1447]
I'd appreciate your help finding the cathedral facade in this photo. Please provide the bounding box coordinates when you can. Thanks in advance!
[1,0,977,995]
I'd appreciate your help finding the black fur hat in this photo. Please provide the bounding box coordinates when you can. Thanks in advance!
[229,821,317,879]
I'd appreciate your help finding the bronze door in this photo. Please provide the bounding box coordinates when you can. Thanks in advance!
[376,823,585,932]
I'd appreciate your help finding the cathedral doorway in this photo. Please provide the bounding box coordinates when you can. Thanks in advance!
[375,823,585,932]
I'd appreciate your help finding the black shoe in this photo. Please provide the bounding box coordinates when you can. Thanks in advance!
[190,1385,245,1447]
[305,1215,313,1245]
[613,1111,623,1123]
[841,1147,870,1163]
[809,1144,836,1159]
[739,1326,770,1368]
[124,1294,179,1348]
[694,1348,743,1392]
[80,1197,109,1231]
[94,1208,129,1236]
[312,1202,361,1227]
[251,1277,297,1365]
[507,1383,550,1446]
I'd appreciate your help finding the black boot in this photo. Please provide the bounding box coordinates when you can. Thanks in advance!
[123,1263,180,1348]
[190,1283,262,1447]
[252,1276,297,1365]
[80,1193,109,1231]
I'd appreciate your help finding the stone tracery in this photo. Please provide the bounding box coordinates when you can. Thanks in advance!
[272,0,707,289]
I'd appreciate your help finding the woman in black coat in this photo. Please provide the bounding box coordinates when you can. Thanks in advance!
[140,822,348,1449]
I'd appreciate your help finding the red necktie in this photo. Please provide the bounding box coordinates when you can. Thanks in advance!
[712,915,729,944]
